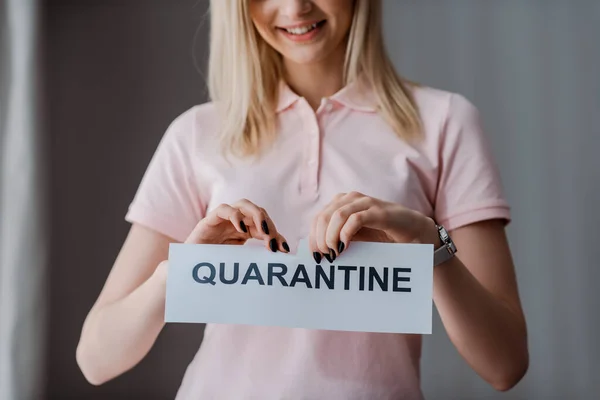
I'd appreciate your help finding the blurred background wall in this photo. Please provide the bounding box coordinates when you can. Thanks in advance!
[383,2,600,399]
[45,1,208,399]
[1,0,597,399]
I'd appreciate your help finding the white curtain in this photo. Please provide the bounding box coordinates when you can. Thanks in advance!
[0,1,46,400]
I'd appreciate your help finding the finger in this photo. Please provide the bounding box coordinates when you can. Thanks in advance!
[203,204,246,233]
[326,196,372,255]
[233,199,276,240]
[315,212,336,262]
[243,223,279,252]
[308,217,323,263]
[276,233,291,253]
[314,192,360,262]
[346,190,365,200]
[339,208,383,245]
[314,199,348,262]
[332,192,347,202]
[215,205,248,234]
[233,199,288,252]
[186,204,246,243]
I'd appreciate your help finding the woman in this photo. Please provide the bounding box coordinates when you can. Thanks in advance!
[76,0,529,398]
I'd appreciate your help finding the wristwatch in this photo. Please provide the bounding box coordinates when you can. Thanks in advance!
[433,224,457,266]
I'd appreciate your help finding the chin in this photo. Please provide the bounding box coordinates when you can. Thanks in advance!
[276,43,332,66]
[282,53,327,65]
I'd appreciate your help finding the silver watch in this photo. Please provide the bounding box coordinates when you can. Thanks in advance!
[433,224,457,266]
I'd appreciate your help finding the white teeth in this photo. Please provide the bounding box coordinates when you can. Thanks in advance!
[285,23,319,35]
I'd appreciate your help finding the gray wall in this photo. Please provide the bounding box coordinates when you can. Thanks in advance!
[45,0,600,399]
[383,1,600,399]
[45,1,209,398]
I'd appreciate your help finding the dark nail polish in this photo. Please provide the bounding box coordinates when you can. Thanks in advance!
[324,253,333,263]
[338,241,345,254]
[240,221,247,233]
[262,220,270,235]
[329,248,337,262]
[313,252,322,264]
[269,238,278,252]
[282,242,290,252]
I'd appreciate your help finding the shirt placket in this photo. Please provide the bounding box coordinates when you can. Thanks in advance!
[298,98,336,197]
[300,98,331,197]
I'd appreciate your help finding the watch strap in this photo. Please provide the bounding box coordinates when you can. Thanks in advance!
[434,245,455,266]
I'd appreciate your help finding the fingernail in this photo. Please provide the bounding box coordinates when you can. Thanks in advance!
[329,248,337,262]
[269,238,278,252]
[262,220,270,235]
[338,241,345,254]
[324,253,333,263]
[240,221,247,233]
[282,242,290,252]
[313,252,322,264]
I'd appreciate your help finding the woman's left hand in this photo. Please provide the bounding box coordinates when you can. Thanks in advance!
[309,191,437,263]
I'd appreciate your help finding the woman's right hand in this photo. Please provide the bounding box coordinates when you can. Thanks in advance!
[184,198,290,253]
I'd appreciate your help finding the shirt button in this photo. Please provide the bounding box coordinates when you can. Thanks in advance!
[308,160,317,167]
[324,103,333,112]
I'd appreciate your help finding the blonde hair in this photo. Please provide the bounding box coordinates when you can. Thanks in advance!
[208,0,421,157]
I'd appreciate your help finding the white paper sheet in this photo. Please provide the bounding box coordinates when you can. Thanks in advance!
[165,239,433,334]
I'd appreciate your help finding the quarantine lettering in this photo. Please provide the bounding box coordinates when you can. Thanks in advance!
[192,262,411,292]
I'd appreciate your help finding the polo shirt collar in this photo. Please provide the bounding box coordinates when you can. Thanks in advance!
[276,78,378,113]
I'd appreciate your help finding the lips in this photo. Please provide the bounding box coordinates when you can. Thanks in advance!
[278,20,326,36]
[277,20,326,42]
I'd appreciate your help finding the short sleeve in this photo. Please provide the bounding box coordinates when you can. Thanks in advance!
[125,109,206,242]
[433,93,511,231]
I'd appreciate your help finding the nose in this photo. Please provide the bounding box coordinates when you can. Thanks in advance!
[280,0,313,19]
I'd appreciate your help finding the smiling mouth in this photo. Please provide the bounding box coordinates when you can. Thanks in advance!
[278,20,326,36]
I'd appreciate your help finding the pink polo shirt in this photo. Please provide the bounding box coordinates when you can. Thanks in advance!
[125,80,511,399]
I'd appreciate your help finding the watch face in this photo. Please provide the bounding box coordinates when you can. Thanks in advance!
[438,225,449,241]
[438,225,457,253]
